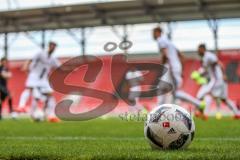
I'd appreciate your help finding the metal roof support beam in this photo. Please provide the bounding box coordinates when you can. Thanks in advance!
[207,19,219,53]
[41,30,46,49]
[111,26,122,40]
[66,28,86,56]
[81,27,86,56]
[196,0,219,53]
[122,24,129,54]
[2,32,19,58]
[0,0,240,33]
[111,25,130,54]
[24,31,42,48]
[196,0,211,19]
[4,32,8,58]
[167,22,173,40]
[66,29,80,43]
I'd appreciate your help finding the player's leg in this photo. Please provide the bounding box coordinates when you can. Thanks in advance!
[203,95,212,115]
[157,65,174,105]
[214,98,223,119]
[4,89,14,114]
[196,80,215,101]
[7,94,18,119]
[45,95,55,117]
[215,98,221,111]
[222,99,240,116]
[196,80,216,110]
[0,87,17,118]
[30,87,43,119]
[223,98,240,119]
[175,90,205,111]
[30,97,39,117]
[172,71,205,111]
[0,88,8,119]
[213,81,240,118]
[18,74,38,112]
[0,97,2,120]
[18,88,32,112]
[44,94,59,122]
[40,84,59,122]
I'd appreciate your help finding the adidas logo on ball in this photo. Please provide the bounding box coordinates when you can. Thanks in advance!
[168,128,176,134]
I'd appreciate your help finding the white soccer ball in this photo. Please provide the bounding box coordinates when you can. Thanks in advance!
[32,109,45,122]
[144,104,195,150]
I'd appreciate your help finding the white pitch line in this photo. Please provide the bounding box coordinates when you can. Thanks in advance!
[0,136,144,141]
[196,137,240,141]
[0,136,240,142]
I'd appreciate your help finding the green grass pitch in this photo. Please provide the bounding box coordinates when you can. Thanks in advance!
[0,117,239,160]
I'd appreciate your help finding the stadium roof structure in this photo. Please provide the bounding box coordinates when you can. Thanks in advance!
[0,0,240,33]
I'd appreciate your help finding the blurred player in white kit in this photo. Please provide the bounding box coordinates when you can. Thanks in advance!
[196,44,240,119]
[17,42,61,122]
[153,27,205,113]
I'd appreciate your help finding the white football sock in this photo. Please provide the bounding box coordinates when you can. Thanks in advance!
[19,89,31,108]
[225,99,239,115]
[45,96,56,118]
[204,95,212,114]
[30,98,38,116]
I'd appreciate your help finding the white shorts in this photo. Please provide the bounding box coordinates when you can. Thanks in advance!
[171,70,183,89]
[25,73,40,88]
[166,70,183,90]
[32,79,53,99]
[211,81,228,99]
[161,67,182,90]
[38,80,53,94]
[158,67,173,90]
[158,63,182,96]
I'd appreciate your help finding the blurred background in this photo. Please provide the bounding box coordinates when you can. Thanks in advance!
[0,0,239,60]
[0,0,240,115]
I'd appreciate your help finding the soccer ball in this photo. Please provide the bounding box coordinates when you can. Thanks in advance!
[32,109,45,122]
[144,104,195,150]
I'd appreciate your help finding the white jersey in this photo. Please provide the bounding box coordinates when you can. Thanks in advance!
[26,51,60,88]
[202,51,223,81]
[157,36,182,73]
